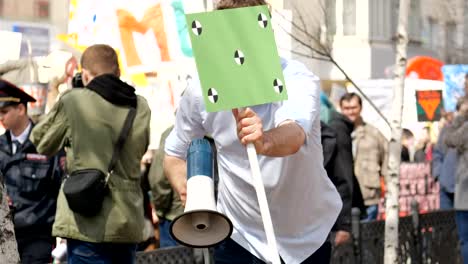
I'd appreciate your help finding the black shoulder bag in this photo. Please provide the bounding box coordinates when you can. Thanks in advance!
[63,108,136,217]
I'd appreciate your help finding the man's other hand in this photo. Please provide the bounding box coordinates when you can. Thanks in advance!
[334,230,351,246]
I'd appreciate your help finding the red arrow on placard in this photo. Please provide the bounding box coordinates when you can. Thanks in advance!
[417,91,441,121]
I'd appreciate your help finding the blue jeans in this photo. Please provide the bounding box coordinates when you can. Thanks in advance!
[440,190,454,210]
[456,211,468,264]
[214,238,331,264]
[159,219,179,248]
[67,239,137,264]
[363,205,378,222]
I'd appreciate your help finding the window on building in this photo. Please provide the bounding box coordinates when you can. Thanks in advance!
[391,0,421,41]
[428,18,440,50]
[325,0,336,36]
[370,0,393,41]
[343,0,356,35]
[445,22,457,63]
[445,23,457,48]
[408,0,422,41]
[34,0,49,19]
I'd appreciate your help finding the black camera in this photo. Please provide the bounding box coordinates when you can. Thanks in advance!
[71,73,84,88]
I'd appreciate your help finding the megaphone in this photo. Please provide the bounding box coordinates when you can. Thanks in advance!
[170,138,233,248]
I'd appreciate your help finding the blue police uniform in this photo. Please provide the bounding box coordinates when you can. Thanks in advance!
[0,79,64,264]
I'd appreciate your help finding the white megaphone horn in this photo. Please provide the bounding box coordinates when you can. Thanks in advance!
[170,138,233,248]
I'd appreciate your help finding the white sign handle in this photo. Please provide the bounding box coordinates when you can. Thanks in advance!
[246,143,281,264]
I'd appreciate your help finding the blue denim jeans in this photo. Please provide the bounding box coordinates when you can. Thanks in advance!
[214,238,331,264]
[16,236,53,264]
[440,190,454,210]
[159,219,179,248]
[67,239,137,264]
[456,211,468,264]
[363,205,378,222]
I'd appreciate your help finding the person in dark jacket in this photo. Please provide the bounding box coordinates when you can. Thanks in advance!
[328,111,366,215]
[401,128,414,163]
[0,79,64,264]
[321,111,366,246]
[321,122,352,246]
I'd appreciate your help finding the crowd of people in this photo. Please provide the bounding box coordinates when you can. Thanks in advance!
[0,0,467,263]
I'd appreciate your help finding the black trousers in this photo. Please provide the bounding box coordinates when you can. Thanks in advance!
[214,238,331,264]
[16,235,54,264]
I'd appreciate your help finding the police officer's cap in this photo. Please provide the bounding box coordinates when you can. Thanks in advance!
[0,79,36,108]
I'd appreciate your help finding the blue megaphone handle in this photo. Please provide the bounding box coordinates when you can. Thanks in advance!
[187,138,213,179]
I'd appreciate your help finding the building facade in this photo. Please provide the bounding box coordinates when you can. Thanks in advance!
[0,0,69,57]
[283,0,468,80]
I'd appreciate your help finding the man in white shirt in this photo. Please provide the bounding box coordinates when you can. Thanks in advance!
[164,1,342,263]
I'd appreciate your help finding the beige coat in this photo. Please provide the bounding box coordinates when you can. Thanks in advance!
[353,123,388,206]
[0,59,39,84]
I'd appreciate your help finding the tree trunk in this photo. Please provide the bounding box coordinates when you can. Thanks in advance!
[384,0,410,263]
[464,0,468,62]
[0,179,20,264]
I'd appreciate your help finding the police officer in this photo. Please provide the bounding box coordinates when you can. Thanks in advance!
[0,79,64,264]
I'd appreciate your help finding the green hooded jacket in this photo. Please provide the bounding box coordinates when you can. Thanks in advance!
[30,76,151,243]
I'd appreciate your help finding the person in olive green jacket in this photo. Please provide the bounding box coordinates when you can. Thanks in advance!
[30,44,151,264]
[149,125,184,248]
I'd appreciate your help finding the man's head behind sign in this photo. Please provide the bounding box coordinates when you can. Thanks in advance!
[216,0,267,10]
[186,3,286,112]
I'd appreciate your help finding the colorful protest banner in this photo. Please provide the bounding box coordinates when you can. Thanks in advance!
[67,0,193,73]
[406,56,444,81]
[379,163,439,218]
[19,83,48,116]
[347,79,445,140]
[415,90,443,122]
[66,0,196,149]
[116,4,171,67]
[186,5,287,112]
[442,65,468,112]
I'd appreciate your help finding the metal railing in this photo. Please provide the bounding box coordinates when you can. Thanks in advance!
[136,207,461,264]
[331,208,461,264]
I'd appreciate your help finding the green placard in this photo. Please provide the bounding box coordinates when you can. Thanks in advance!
[186,5,287,112]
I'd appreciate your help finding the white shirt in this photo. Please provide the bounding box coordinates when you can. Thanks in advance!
[165,59,342,264]
[11,122,32,154]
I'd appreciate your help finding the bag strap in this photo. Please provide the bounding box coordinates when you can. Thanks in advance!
[105,107,137,182]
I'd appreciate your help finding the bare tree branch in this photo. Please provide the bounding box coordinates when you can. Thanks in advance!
[291,50,331,61]
[328,57,390,128]
[273,9,327,54]
[318,0,335,54]
[291,2,308,33]
[275,4,391,127]
[274,17,330,58]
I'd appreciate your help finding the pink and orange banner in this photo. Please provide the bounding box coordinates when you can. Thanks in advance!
[66,0,192,74]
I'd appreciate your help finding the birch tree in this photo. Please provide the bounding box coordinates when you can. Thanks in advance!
[384,0,410,263]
